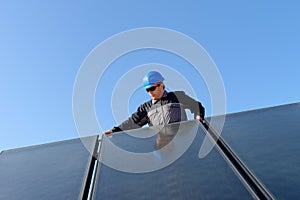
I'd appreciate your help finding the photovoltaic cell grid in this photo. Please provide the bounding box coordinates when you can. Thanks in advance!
[212,102,300,199]
[0,135,98,200]
[93,120,253,200]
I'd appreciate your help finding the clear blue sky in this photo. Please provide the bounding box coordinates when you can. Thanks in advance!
[1,1,299,151]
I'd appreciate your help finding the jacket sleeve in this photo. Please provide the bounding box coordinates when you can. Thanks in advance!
[173,91,205,119]
[112,103,149,132]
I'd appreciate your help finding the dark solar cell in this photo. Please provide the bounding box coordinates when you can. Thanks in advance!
[93,120,253,199]
[216,103,300,199]
[0,135,98,200]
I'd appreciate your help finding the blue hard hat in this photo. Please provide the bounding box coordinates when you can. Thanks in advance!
[143,71,165,88]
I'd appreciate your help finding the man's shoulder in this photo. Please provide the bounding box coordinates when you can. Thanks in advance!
[140,99,152,107]
[168,91,186,97]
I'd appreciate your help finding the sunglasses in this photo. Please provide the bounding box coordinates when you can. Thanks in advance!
[146,84,160,92]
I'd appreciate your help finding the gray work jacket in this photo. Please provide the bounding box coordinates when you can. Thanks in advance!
[112,91,205,132]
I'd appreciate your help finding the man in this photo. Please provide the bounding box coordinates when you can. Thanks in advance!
[104,71,205,134]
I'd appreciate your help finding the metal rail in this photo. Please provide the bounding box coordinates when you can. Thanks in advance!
[202,120,274,200]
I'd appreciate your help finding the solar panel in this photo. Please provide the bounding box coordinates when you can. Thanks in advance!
[0,135,98,200]
[92,120,253,199]
[2,103,296,199]
[216,103,300,199]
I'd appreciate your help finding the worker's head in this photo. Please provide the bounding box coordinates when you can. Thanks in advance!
[143,71,165,100]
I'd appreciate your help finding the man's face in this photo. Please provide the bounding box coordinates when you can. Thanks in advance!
[146,83,164,100]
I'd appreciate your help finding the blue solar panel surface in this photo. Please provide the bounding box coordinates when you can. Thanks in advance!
[0,136,98,200]
[93,120,253,199]
[216,103,300,199]
[2,103,298,199]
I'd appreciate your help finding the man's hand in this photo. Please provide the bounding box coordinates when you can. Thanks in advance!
[196,115,203,122]
[196,115,209,130]
[104,130,113,135]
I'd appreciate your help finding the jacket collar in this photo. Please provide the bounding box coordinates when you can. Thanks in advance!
[152,90,168,104]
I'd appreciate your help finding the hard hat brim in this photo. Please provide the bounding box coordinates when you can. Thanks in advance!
[144,83,156,89]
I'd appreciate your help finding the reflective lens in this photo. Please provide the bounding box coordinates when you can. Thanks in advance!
[146,84,160,92]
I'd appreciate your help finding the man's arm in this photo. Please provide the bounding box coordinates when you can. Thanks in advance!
[104,103,149,134]
[173,91,205,120]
